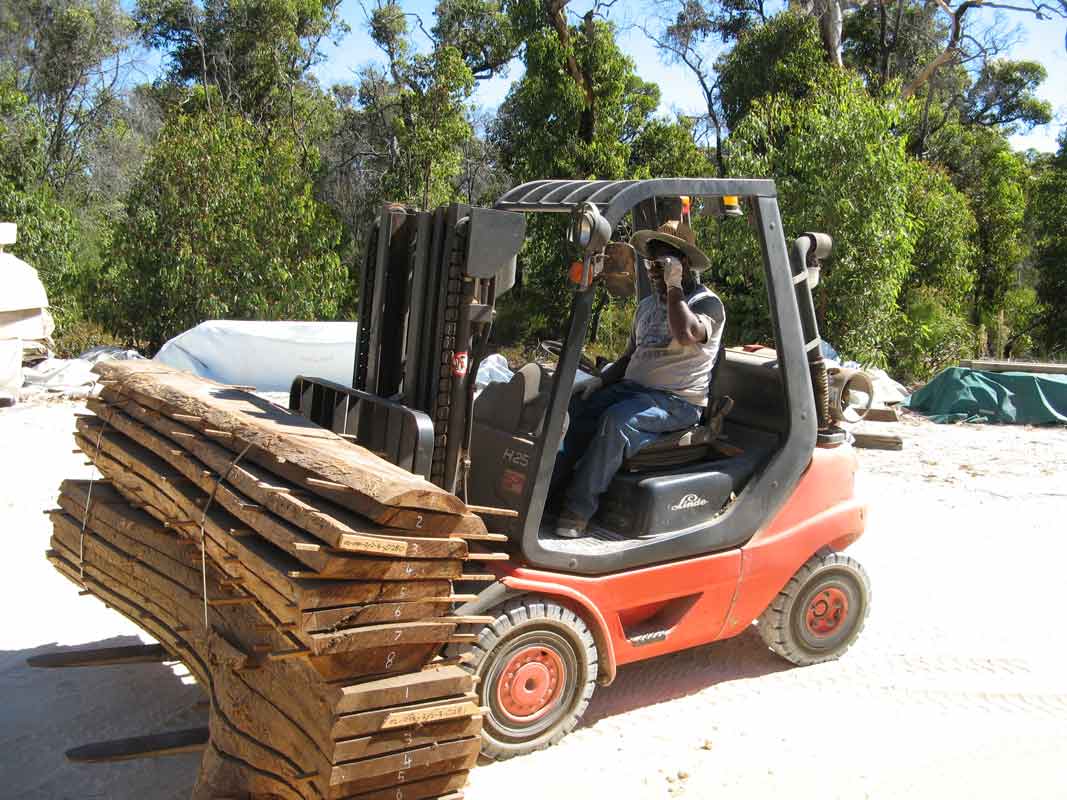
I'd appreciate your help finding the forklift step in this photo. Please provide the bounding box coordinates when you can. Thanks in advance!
[26,644,170,669]
[66,727,209,763]
[627,630,670,647]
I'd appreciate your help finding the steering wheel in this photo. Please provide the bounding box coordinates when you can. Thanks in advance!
[539,340,597,374]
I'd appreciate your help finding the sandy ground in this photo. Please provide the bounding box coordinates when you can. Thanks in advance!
[2,401,1066,799]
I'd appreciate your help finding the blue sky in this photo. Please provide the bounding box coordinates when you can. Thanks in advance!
[313,0,1067,153]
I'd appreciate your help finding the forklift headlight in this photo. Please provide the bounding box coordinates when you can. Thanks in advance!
[568,202,611,252]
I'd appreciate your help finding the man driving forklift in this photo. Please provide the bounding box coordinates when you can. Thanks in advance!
[552,218,726,538]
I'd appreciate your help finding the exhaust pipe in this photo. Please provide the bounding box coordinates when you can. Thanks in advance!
[828,367,874,423]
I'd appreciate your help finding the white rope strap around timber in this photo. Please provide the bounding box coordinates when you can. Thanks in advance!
[79,398,113,587]
[198,440,254,629]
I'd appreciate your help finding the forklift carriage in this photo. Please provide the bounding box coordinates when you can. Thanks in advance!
[290,178,870,759]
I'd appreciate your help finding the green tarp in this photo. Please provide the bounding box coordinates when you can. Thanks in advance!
[904,366,1067,424]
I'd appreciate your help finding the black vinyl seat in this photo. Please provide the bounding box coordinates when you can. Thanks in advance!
[598,421,781,538]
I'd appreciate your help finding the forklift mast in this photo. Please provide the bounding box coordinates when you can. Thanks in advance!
[291,203,525,492]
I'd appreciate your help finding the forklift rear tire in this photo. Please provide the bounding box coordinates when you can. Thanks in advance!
[756,548,870,666]
[449,597,598,760]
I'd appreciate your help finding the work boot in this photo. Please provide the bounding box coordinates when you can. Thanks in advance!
[555,509,588,539]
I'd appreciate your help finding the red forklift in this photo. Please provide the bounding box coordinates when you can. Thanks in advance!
[290,178,870,760]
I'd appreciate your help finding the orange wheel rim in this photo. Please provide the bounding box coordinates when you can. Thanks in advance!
[495,646,566,723]
[805,586,849,637]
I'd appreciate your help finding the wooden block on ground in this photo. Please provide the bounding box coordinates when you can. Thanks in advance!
[862,406,900,423]
[852,431,903,450]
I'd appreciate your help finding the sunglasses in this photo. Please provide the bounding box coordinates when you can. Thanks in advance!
[647,255,682,271]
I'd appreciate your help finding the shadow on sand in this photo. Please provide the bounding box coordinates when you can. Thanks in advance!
[0,635,205,800]
[580,626,792,727]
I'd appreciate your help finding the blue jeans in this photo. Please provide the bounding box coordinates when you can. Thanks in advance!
[552,380,702,521]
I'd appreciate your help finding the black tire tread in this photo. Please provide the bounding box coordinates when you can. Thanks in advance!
[756,548,871,666]
[446,596,598,760]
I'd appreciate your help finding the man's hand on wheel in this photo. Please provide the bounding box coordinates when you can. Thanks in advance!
[578,375,603,399]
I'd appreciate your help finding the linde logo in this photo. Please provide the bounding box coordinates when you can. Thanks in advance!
[671,493,709,511]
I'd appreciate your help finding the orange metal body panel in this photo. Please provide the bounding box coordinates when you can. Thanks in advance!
[720,445,865,640]
[496,445,866,685]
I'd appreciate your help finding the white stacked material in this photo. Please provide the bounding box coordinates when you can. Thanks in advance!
[0,224,55,376]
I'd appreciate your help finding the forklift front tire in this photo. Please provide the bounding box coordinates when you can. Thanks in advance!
[449,597,598,760]
[756,548,870,666]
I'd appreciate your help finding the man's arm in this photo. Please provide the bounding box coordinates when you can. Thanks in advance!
[662,258,708,345]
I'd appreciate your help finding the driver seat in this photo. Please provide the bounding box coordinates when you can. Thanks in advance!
[622,342,734,471]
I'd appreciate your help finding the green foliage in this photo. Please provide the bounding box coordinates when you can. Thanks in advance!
[0,74,46,188]
[964,60,1052,132]
[717,12,830,130]
[902,160,976,305]
[889,285,974,382]
[629,117,713,178]
[433,0,518,79]
[136,0,345,123]
[0,78,81,329]
[491,17,672,349]
[884,160,977,378]
[720,68,915,364]
[588,294,637,357]
[99,113,344,351]
[937,124,1029,322]
[841,1,946,92]
[492,19,658,181]
[1000,285,1041,358]
[382,46,475,207]
[1,0,1060,379]
[352,6,475,210]
[0,0,133,192]
[1030,132,1067,356]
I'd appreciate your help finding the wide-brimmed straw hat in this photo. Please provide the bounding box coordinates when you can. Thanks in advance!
[630,220,710,271]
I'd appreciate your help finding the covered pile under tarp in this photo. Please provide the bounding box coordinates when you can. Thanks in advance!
[155,320,359,392]
[905,366,1067,424]
[1,230,55,401]
[0,248,54,348]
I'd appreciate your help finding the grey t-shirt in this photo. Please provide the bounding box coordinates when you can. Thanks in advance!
[623,286,725,406]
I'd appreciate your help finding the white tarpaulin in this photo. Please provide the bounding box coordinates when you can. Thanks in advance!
[154,320,359,392]
[153,321,593,399]
[21,346,144,400]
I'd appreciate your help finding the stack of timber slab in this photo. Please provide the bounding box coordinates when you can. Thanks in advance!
[47,361,507,800]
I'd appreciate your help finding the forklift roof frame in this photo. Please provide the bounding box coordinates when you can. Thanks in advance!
[495,178,779,226]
